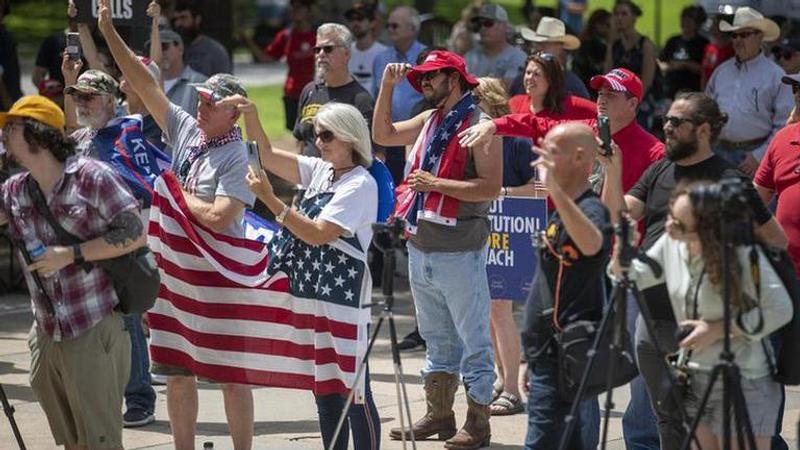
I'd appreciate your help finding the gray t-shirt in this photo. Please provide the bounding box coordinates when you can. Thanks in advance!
[465,45,527,88]
[165,103,255,237]
[184,35,232,78]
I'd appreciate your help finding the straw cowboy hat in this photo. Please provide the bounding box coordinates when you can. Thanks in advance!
[519,17,581,51]
[719,7,780,42]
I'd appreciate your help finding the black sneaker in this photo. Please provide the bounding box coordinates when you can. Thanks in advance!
[123,409,155,428]
[396,328,426,351]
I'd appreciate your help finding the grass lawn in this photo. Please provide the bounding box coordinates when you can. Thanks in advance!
[242,84,292,142]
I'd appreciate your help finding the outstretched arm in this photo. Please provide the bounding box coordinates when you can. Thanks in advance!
[95,0,171,130]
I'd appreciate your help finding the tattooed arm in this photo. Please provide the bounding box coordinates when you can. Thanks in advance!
[26,210,147,278]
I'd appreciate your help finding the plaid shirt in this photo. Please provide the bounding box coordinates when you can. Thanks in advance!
[0,157,139,340]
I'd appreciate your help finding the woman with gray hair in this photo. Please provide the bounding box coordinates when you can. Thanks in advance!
[220,96,381,450]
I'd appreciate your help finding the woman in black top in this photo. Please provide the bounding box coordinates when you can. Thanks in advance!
[660,6,708,99]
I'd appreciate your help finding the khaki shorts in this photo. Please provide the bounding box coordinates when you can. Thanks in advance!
[151,361,219,383]
[28,312,131,448]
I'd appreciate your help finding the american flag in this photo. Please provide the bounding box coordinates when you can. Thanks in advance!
[147,171,370,396]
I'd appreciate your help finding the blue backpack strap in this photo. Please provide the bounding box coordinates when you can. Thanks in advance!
[368,158,396,223]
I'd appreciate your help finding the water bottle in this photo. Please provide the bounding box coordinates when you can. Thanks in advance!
[202,442,214,450]
[26,239,46,261]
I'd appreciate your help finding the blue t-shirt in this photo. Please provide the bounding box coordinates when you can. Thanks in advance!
[502,137,536,187]
[372,41,426,122]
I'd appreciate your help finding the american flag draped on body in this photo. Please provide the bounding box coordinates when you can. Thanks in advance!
[147,171,370,397]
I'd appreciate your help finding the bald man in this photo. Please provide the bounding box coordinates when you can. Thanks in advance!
[522,123,612,450]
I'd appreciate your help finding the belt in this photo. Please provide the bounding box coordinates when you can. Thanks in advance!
[717,135,769,151]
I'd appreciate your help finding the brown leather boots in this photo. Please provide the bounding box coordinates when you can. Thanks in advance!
[389,372,491,449]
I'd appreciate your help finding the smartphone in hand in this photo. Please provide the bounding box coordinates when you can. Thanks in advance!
[598,114,613,156]
[66,32,81,61]
[246,140,263,175]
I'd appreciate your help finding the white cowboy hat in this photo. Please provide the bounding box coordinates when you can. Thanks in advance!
[719,7,780,42]
[519,17,581,51]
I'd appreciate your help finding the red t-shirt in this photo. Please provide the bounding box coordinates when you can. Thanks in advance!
[508,94,597,120]
[754,122,800,276]
[264,27,316,99]
[701,41,734,87]
[494,114,664,192]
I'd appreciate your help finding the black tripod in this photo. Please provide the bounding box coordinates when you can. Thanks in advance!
[328,220,417,450]
[0,383,25,450]
[679,212,758,450]
[558,216,697,450]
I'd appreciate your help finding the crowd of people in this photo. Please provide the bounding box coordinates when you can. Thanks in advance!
[1,0,800,449]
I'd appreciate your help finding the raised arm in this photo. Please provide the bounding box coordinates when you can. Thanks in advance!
[217,95,302,184]
[598,141,645,224]
[96,0,171,130]
[372,63,430,146]
[61,53,83,133]
[147,1,163,66]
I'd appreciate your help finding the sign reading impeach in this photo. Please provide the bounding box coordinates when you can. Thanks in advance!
[486,197,547,302]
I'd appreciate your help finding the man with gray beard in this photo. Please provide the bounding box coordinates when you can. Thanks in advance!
[293,23,375,157]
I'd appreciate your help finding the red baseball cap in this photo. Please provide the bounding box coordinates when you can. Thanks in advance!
[407,50,479,93]
[590,68,643,103]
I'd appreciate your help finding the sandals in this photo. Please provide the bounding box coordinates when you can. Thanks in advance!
[489,392,524,416]
[491,380,504,402]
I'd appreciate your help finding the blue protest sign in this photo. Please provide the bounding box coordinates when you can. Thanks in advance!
[486,197,548,302]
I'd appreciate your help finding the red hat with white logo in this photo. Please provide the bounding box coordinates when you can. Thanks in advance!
[590,68,644,103]
[407,50,479,93]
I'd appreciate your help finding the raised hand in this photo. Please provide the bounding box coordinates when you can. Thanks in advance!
[246,165,273,199]
[67,0,77,18]
[381,63,412,87]
[146,0,161,19]
[97,0,113,33]
[216,94,256,115]
[61,52,83,85]
[458,120,496,149]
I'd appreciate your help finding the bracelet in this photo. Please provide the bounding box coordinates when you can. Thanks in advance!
[276,204,291,225]
[72,243,85,265]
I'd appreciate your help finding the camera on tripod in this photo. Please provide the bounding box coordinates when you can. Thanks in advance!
[700,177,754,245]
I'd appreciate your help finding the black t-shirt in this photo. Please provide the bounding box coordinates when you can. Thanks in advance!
[660,34,708,99]
[293,79,375,157]
[522,190,612,359]
[0,26,22,105]
[35,32,67,85]
[628,154,772,251]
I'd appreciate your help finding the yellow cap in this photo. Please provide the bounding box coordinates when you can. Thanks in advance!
[0,95,65,131]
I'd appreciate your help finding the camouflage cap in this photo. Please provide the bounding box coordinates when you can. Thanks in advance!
[190,74,248,102]
[64,70,120,98]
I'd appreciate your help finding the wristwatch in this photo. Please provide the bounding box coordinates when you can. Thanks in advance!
[72,243,85,265]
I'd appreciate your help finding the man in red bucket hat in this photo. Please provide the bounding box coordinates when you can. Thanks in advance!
[373,50,501,449]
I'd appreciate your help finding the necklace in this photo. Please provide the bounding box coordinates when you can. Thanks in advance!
[328,165,357,183]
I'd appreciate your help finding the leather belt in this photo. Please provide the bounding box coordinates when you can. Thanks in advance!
[717,135,769,151]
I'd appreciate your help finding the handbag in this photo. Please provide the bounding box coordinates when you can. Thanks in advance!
[27,176,160,315]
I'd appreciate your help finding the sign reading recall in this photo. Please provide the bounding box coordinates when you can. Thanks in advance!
[486,197,547,302]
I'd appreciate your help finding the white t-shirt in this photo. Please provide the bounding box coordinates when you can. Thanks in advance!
[163,78,178,94]
[349,41,388,95]
[297,155,378,253]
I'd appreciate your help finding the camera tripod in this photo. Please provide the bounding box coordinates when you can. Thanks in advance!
[679,218,758,450]
[558,217,698,450]
[327,220,417,450]
[0,383,25,450]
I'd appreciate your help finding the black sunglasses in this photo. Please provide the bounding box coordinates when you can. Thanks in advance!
[730,30,759,40]
[313,44,343,54]
[419,70,446,84]
[386,22,401,30]
[315,129,336,143]
[471,18,496,29]
[663,115,697,128]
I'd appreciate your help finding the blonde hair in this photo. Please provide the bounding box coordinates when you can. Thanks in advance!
[314,102,372,168]
[474,77,510,118]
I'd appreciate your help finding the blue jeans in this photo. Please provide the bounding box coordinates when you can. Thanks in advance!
[315,369,380,450]
[622,294,660,450]
[407,243,495,404]
[124,314,156,413]
[525,357,598,450]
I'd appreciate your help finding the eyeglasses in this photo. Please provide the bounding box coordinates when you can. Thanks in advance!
[531,51,556,62]
[72,92,100,103]
[418,70,445,84]
[471,18,496,29]
[730,30,759,40]
[314,128,336,143]
[386,22,401,30]
[161,42,174,51]
[313,44,343,54]
[663,115,697,128]
[667,213,695,234]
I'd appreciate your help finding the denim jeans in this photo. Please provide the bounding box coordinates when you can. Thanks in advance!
[525,357,598,450]
[124,314,156,413]
[622,294,660,450]
[407,243,495,404]
[315,369,380,450]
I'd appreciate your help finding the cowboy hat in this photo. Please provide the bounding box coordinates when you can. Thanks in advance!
[519,17,580,51]
[719,7,780,42]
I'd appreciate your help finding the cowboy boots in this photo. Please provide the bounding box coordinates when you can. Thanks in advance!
[389,372,459,440]
[444,395,491,450]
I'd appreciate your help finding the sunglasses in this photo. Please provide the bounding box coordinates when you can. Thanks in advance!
[663,115,697,128]
[667,213,695,234]
[531,51,556,61]
[313,44,343,54]
[386,22,401,30]
[471,18,496,29]
[418,70,445,84]
[72,92,100,102]
[314,128,336,143]
[773,48,796,60]
[730,30,759,40]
